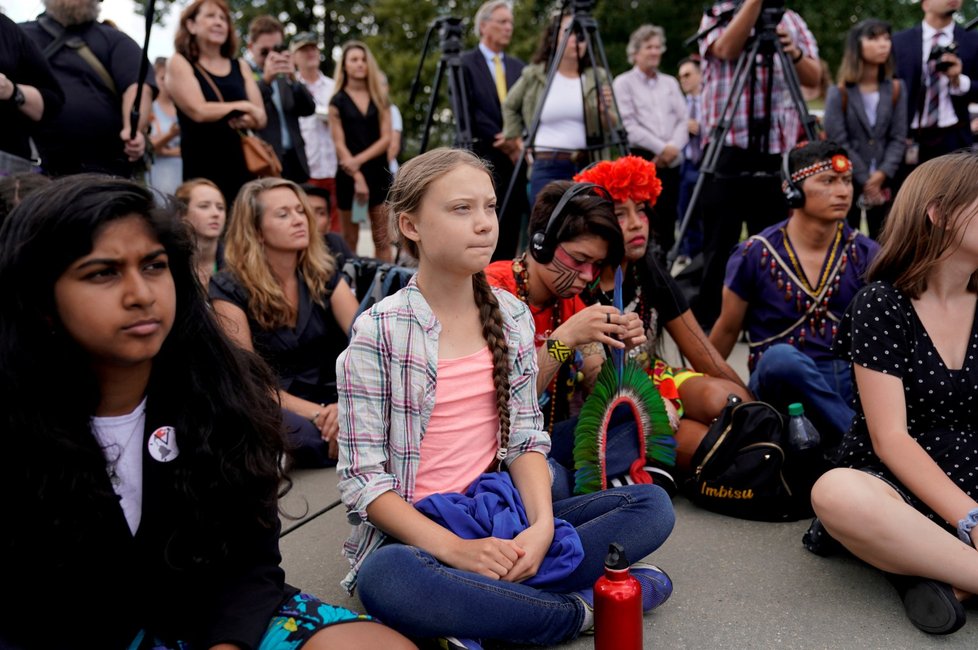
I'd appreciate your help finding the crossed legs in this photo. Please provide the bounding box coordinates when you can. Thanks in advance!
[812,468,978,598]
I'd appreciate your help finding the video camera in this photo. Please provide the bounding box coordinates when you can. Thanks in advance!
[929,40,958,72]
[435,16,463,49]
[706,0,785,31]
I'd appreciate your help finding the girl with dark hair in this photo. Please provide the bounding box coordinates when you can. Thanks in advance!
[166,0,266,205]
[576,156,752,474]
[485,180,672,486]
[812,151,978,635]
[0,175,414,649]
[824,18,907,239]
[502,12,618,208]
[338,149,674,647]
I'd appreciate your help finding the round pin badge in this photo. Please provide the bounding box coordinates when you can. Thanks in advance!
[147,426,179,462]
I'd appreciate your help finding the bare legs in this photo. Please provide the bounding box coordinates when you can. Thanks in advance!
[673,376,753,474]
[304,620,417,649]
[368,204,391,263]
[812,468,978,597]
[339,206,392,262]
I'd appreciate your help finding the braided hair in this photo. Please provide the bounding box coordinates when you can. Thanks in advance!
[473,271,512,462]
[387,148,512,459]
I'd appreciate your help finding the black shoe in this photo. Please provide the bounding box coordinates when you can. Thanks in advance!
[887,574,966,635]
[802,517,846,557]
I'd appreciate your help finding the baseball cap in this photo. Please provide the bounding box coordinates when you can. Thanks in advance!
[290,32,319,54]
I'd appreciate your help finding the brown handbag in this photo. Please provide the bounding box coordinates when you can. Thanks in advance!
[194,62,282,178]
[240,130,283,177]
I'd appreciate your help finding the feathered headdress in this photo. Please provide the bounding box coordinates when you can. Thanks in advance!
[571,268,676,494]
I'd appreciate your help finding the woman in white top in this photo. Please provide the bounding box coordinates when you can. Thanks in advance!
[502,12,616,209]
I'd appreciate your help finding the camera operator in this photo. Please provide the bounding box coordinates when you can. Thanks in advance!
[894,0,978,166]
[246,15,316,184]
[691,0,820,329]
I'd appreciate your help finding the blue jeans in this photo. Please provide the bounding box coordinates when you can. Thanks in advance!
[529,157,578,210]
[356,484,674,645]
[748,344,855,448]
[282,409,334,469]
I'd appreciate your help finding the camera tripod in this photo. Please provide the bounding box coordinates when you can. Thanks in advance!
[498,0,629,219]
[409,17,473,153]
[670,2,817,266]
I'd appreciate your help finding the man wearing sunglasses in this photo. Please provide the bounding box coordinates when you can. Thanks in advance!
[245,15,315,184]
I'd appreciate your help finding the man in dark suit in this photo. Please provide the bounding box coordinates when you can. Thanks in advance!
[461,0,526,260]
[894,0,978,165]
[246,15,316,184]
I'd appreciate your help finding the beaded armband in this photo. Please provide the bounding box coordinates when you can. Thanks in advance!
[546,338,573,363]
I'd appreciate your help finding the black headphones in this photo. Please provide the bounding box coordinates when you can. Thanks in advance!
[529,182,610,264]
[781,151,805,209]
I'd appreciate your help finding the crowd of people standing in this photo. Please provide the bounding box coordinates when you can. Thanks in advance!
[3,0,978,646]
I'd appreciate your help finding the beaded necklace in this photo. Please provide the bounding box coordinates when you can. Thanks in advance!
[512,254,576,433]
[780,222,843,295]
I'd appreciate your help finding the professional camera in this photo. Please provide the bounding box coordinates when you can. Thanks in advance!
[706,0,786,32]
[929,40,958,73]
[272,43,289,54]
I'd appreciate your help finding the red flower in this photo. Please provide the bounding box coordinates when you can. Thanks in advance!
[831,154,852,174]
[574,155,663,207]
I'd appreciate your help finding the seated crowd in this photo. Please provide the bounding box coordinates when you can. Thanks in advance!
[4,0,978,646]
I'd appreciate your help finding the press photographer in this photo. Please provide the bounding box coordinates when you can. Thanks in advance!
[893,0,978,165]
[689,0,820,329]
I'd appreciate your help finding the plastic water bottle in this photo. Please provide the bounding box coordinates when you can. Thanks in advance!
[787,402,821,452]
[594,543,642,650]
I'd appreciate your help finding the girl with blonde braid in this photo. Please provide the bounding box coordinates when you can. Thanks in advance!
[337,148,674,648]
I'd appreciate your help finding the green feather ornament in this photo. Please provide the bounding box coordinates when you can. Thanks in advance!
[572,358,676,495]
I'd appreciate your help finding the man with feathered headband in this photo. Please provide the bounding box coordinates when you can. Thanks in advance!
[575,155,751,474]
[709,140,879,450]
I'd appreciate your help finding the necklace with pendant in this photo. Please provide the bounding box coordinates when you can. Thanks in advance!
[94,410,144,488]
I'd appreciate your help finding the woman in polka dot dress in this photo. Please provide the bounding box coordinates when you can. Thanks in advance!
[811,151,978,636]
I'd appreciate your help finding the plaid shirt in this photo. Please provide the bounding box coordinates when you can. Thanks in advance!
[699,4,818,153]
[336,276,550,592]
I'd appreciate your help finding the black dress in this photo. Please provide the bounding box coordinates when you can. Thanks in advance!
[330,89,391,209]
[834,281,978,524]
[209,269,347,468]
[209,269,345,405]
[178,59,252,205]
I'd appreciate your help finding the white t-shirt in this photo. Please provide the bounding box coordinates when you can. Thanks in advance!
[91,397,147,535]
[535,73,587,151]
[298,72,338,179]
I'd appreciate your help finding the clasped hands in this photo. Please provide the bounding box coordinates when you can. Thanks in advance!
[442,522,554,583]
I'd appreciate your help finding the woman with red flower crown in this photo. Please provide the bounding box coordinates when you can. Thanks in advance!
[484,178,680,499]
[575,156,752,476]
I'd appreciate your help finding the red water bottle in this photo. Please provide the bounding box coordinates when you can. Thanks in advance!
[594,542,642,649]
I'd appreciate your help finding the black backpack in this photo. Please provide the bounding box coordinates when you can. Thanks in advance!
[685,397,817,522]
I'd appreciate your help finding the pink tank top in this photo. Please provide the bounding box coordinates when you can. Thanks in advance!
[414,346,500,501]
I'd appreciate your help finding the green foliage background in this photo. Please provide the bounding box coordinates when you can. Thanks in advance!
[142,0,978,153]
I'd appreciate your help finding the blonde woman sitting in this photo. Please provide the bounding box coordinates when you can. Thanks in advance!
[210,178,359,467]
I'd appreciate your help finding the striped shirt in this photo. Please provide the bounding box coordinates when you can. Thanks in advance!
[699,4,818,153]
[336,276,550,592]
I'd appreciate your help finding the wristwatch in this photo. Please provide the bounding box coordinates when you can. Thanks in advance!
[7,82,25,107]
